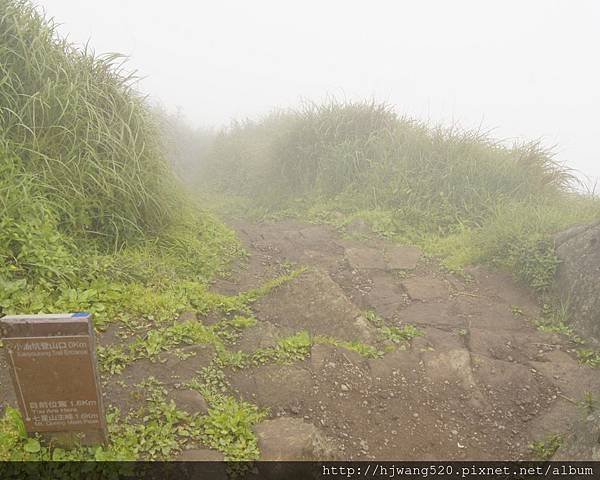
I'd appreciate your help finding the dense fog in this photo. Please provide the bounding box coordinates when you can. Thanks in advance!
[42,0,600,186]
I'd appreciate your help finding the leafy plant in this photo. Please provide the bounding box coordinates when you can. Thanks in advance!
[188,368,267,461]
[577,349,600,368]
[199,396,267,461]
[580,392,598,414]
[535,301,583,344]
[380,324,423,344]
[97,345,131,375]
[249,331,312,366]
[530,434,563,460]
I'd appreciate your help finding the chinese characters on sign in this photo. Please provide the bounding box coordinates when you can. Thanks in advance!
[0,313,107,445]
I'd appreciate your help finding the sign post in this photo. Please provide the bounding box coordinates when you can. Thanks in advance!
[0,313,107,446]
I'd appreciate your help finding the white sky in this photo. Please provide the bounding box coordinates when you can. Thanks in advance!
[41,0,600,185]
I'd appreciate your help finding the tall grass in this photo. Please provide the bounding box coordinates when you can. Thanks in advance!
[0,0,239,315]
[200,100,577,231]
[199,100,600,290]
[0,0,179,248]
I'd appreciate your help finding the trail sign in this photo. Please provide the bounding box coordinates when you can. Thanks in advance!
[0,313,107,445]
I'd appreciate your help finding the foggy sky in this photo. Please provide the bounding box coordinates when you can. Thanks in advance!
[41,1,600,186]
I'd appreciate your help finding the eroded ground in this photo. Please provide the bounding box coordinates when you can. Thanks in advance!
[1,219,598,461]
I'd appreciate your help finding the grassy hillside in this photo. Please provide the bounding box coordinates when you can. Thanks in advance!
[0,0,240,309]
[0,0,241,460]
[199,100,600,291]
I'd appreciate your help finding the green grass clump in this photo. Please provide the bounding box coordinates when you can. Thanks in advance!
[248,331,313,366]
[0,396,188,461]
[530,434,563,460]
[380,324,423,344]
[313,335,383,358]
[200,100,573,224]
[199,396,266,461]
[188,368,267,461]
[535,301,584,344]
[0,0,241,325]
[577,349,600,368]
[0,0,177,245]
[1,376,265,462]
[199,99,600,292]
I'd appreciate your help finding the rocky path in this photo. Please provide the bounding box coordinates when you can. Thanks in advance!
[4,218,596,461]
[211,219,600,460]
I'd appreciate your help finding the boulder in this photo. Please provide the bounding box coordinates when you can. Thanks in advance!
[554,221,600,341]
[553,221,600,461]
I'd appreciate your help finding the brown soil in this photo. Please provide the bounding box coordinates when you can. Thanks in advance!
[212,219,600,460]
[2,219,598,460]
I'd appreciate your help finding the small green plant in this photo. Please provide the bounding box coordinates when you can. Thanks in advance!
[97,345,131,375]
[213,315,258,343]
[0,389,198,461]
[579,392,598,414]
[514,239,561,294]
[511,305,524,316]
[380,324,423,344]
[188,368,266,461]
[536,320,577,337]
[314,335,383,358]
[248,331,313,367]
[113,394,191,460]
[530,434,563,460]
[535,301,583,344]
[365,309,385,328]
[577,349,600,368]
[127,321,218,362]
[188,366,230,401]
[199,395,267,461]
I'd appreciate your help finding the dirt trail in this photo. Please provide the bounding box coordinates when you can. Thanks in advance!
[212,219,600,460]
[2,218,596,460]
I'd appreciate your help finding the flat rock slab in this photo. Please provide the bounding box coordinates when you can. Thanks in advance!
[367,347,418,380]
[345,244,422,271]
[465,302,531,332]
[401,277,448,301]
[470,354,551,402]
[309,344,369,372]
[119,344,215,387]
[254,417,336,460]
[345,247,387,270]
[422,349,477,389]
[468,328,537,364]
[168,389,208,415]
[228,364,314,410]
[396,302,464,328]
[554,410,600,461]
[411,327,464,352]
[385,245,422,270]
[530,350,600,396]
[466,266,539,311]
[254,269,378,343]
[234,320,288,353]
[365,272,409,318]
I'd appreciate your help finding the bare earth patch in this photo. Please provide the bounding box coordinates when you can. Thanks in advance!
[3,219,599,460]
